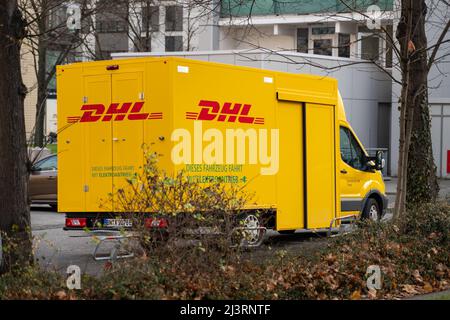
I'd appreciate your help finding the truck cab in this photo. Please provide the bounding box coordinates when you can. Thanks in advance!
[337,95,387,221]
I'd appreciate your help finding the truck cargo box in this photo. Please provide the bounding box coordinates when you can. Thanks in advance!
[57,56,374,231]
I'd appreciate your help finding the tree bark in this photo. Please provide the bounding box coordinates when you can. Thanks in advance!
[34,36,47,148]
[405,1,439,205]
[0,0,33,273]
[394,0,439,218]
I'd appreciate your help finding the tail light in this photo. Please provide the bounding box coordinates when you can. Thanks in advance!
[144,218,168,229]
[66,218,87,228]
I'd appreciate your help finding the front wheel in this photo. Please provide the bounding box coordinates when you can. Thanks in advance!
[361,198,381,221]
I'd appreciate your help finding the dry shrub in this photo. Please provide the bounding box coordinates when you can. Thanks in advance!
[83,202,449,300]
[1,148,449,300]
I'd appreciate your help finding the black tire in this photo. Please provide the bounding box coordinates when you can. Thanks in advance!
[50,204,58,211]
[361,198,381,221]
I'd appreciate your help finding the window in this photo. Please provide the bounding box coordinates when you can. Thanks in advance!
[165,6,183,31]
[361,35,379,61]
[142,5,159,31]
[35,156,58,171]
[297,28,308,53]
[313,39,332,56]
[338,33,350,58]
[48,5,67,30]
[96,20,128,33]
[165,36,183,51]
[340,127,367,171]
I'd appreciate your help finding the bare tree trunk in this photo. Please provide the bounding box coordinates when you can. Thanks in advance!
[0,0,33,273]
[394,0,439,219]
[34,34,47,147]
[405,2,439,205]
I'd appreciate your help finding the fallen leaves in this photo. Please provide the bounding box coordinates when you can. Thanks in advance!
[402,284,419,295]
[350,290,361,300]
[412,270,423,284]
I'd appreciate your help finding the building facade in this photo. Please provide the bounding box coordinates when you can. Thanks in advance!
[23,0,449,178]
[218,0,394,68]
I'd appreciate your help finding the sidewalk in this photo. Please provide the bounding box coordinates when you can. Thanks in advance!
[384,177,450,199]
[407,289,450,300]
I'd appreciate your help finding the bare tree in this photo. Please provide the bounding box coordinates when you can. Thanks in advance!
[220,0,450,218]
[0,0,32,273]
[19,0,100,147]
[394,0,449,217]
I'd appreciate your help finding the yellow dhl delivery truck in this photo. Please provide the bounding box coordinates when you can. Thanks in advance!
[57,56,387,237]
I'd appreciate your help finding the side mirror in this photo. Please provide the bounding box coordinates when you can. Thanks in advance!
[366,151,385,171]
[376,150,385,170]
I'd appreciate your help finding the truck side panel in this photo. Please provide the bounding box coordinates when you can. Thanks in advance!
[171,60,278,208]
[143,61,174,174]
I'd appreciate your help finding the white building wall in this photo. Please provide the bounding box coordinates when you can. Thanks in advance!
[218,26,295,51]
[113,50,392,154]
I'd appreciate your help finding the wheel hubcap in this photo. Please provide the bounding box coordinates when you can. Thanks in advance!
[242,215,260,245]
[369,205,379,221]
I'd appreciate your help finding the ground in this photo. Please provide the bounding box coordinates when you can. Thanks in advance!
[31,205,330,276]
[31,178,450,280]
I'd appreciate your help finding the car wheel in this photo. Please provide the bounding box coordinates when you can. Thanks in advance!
[234,213,265,247]
[362,198,380,221]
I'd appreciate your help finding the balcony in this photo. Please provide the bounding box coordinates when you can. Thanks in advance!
[221,0,394,18]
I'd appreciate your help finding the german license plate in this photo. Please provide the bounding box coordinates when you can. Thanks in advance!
[103,219,132,228]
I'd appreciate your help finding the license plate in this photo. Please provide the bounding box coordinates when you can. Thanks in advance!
[103,219,132,228]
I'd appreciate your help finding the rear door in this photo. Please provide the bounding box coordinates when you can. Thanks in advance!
[83,75,113,212]
[111,72,145,211]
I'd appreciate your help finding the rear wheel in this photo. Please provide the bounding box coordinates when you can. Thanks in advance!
[233,213,265,247]
[362,198,380,221]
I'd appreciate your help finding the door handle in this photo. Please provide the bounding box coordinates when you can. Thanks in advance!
[340,169,348,174]
[48,176,56,180]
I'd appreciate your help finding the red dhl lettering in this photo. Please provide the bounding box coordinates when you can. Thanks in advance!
[186,100,265,125]
[67,102,163,124]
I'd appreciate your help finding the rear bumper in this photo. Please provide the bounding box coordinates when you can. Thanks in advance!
[63,212,167,231]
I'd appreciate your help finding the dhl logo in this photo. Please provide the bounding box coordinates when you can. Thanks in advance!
[67,102,163,124]
[186,100,265,125]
